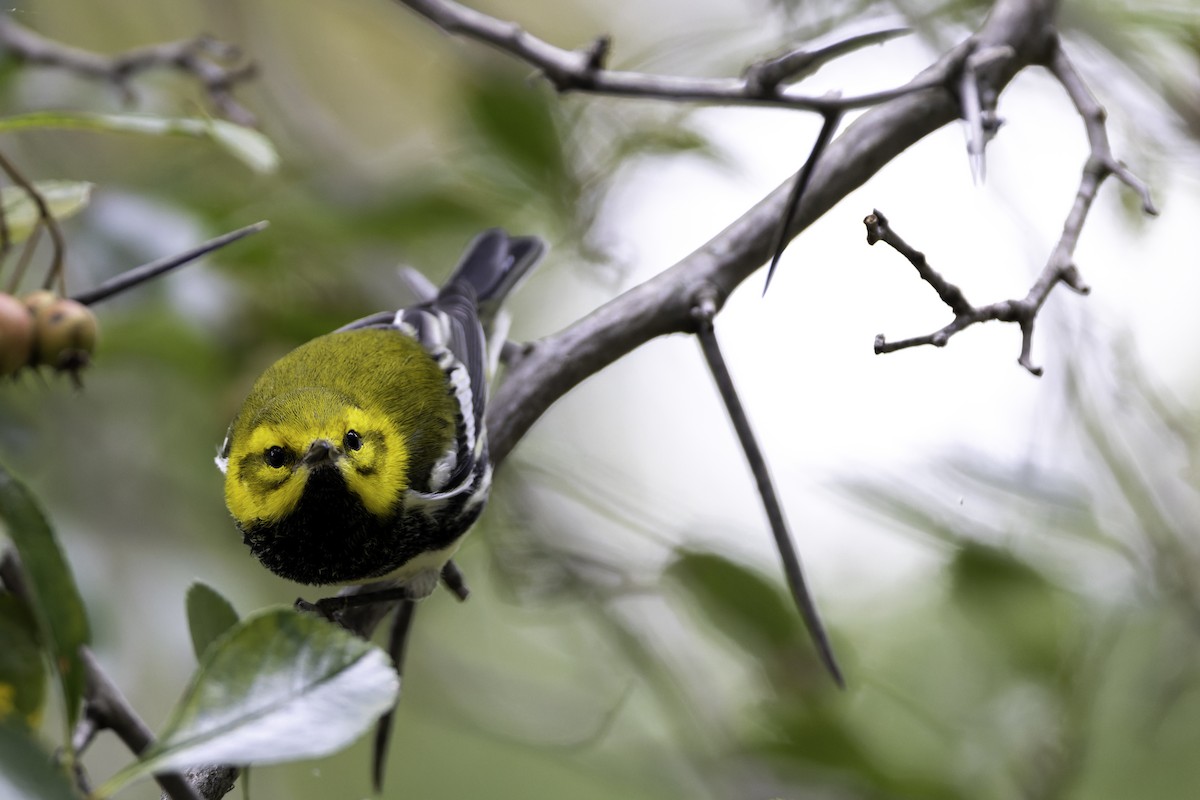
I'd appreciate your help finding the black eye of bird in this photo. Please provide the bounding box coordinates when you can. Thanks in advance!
[343,430,363,451]
[264,446,290,468]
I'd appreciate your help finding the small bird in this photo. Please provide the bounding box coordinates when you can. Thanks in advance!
[217,229,544,601]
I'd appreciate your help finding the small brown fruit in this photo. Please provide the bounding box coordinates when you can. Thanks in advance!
[0,293,34,376]
[33,297,98,371]
[20,290,57,319]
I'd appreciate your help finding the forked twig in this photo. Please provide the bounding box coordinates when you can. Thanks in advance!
[0,16,258,126]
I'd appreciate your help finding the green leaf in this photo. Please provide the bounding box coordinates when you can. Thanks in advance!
[666,550,801,653]
[462,71,568,192]
[185,582,240,662]
[948,541,1073,677]
[0,181,92,244]
[0,594,46,729]
[0,112,280,174]
[0,465,90,732]
[0,722,80,800]
[204,118,280,174]
[100,608,398,795]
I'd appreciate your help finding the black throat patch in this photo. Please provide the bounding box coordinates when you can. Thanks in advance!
[240,466,404,585]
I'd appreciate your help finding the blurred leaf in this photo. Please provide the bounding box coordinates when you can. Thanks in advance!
[611,124,722,163]
[0,722,79,800]
[100,608,398,794]
[0,594,45,729]
[462,71,569,193]
[753,700,962,800]
[203,119,280,174]
[185,582,239,662]
[948,541,1071,678]
[0,464,89,732]
[0,181,92,244]
[0,112,279,173]
[666,550,800,653]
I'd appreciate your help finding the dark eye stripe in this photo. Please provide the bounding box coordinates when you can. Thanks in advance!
[351,434,383,477]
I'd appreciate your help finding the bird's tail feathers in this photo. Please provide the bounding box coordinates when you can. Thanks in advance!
[442,229,545,325]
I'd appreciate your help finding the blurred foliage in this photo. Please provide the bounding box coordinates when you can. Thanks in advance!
[0,0,1194,799]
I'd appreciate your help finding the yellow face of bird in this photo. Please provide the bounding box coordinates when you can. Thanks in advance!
[224,389,410,527]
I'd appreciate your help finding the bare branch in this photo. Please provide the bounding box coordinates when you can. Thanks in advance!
[862,32,1156,375]
[79,648,208,800]
[392,0,943,112]
[692,290,844,687]
[865,210,1074,376]
[0,16,258,127]
[489,0,1065,461]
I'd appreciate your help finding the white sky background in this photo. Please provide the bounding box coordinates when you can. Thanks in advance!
[514,22,1200,607]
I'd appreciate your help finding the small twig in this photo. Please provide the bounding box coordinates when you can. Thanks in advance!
[0,16,258,127]
[866,210,1058,374]
[372,601,417,792]
[71,221,268,306]
[763,110,842,293]
[0,150,67,294]
[6,217,41,295]
[393,0,940,112]
[0,171,12,267]
[691,289,844,687]
[864,210,972,316]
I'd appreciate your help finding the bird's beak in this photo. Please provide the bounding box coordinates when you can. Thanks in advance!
[300,439,340,469]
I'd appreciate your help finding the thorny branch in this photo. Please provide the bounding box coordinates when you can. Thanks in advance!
[392,0,942,112]
[0,17,258,127]
[866,34,1157,376]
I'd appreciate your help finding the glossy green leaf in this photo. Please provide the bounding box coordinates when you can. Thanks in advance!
[0,181,92,244]
[0,722,80,800]
[100,608,398,794]
[0,465,89,732]
[666,550,800,653]
[185,581,240,662]
[0,112,279,173]
[0,594,46,729]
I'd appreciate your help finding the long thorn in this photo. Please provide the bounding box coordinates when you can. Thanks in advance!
[763,110,841,294]
[71,221,268,306]
[692,294,844,686]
